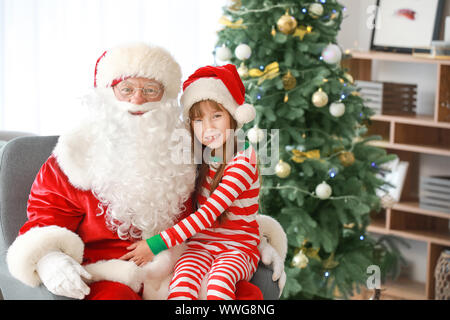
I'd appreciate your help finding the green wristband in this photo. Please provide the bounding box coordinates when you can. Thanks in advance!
[146,234,168,255]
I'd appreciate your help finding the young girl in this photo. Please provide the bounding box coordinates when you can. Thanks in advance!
[121,64,260,300]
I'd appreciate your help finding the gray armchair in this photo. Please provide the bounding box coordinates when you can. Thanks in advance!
[0,134,279,300]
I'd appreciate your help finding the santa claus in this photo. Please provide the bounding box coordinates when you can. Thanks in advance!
[6,42,287,300]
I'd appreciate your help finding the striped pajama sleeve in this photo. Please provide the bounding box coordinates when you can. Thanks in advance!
[146,157,257,255]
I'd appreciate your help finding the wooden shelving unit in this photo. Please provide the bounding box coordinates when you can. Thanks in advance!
[343,51,450,300]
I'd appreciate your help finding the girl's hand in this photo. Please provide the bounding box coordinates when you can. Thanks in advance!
[119,240,155,266]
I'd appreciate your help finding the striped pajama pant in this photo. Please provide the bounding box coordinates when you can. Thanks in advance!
[167,245,258,300]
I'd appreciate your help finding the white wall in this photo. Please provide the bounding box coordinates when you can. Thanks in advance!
[0,0,225,135]
[338,0,450,284]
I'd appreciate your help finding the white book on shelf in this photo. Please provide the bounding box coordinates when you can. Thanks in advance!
[376,159,409,202]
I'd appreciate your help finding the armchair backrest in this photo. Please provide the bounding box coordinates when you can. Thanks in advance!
[0,136,58,249]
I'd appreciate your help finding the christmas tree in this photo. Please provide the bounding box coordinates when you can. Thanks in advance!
[214,0,397,299]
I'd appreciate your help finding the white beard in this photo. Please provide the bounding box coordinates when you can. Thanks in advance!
[61,88,196,240]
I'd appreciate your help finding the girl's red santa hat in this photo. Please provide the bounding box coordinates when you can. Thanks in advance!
[94,42,182,99]
[181,64,256,128]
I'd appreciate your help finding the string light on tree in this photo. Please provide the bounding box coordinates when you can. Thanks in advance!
[328,168,338,178]
[315,181,332,199]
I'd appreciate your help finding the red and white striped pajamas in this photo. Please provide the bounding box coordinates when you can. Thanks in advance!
[147,146,260,300]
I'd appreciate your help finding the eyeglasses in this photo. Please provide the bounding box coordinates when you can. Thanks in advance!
[116,81,163,99]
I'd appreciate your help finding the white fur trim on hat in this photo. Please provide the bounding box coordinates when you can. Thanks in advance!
[235,103,256,124]
[181,77,255,128]
[95,42,182,99]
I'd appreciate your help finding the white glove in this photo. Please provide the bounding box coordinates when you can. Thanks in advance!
[36,251,92,300]
[258,236,287,296]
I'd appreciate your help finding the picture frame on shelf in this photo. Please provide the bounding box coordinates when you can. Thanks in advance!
[370,0,445,54]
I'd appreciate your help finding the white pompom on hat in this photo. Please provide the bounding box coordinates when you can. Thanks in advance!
[181,64,256,128]
[94,42,182,99]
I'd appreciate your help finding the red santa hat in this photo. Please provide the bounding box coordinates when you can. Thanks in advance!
[181,64,256,128]
[94,42,182,99]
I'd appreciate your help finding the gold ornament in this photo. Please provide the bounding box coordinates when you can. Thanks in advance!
[248,62,280,85]
[237,62,249,78]
[312,88,328,107]
[339,151,355,167]
[284,93,289,103]
[275,160,291,178]
[277,10,298,35]
[291,149,320,163]
[282,70,297,90]
[293,25,313,41]
[292,250,309,269]
[344,73,354,84]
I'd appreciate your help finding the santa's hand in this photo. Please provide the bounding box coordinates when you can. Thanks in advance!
[119,240,155,266]
[36,251,92,300]
[258,236,286,294]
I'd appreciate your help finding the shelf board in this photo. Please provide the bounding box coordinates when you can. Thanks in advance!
[368,140,450,157]
[392,201,450,220]
[349,50,450,66]
[370,114,450,129]
[382,277,427,300]
[369,224,450,246]
[368,212,450,246]
[389,229,450,247]
[351,277,427,300]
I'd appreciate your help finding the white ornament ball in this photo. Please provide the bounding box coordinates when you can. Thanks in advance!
[309,3,324,18]
[321,44,342,64]
[235,43,252,61]
[315,181,332,200]
[248,127,265,143]
[275,160,291,179]
[329,102,346,117]
[216,45,232,61]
